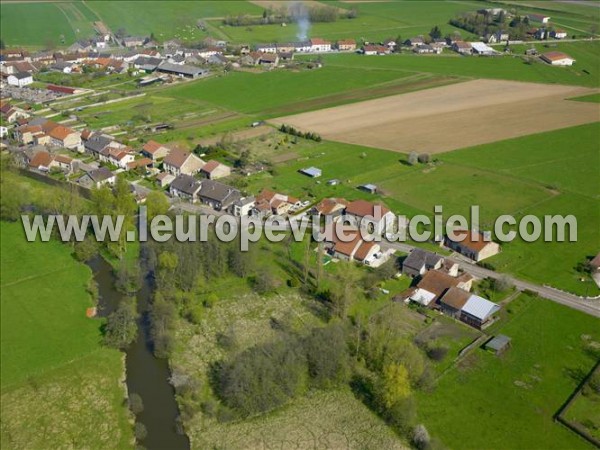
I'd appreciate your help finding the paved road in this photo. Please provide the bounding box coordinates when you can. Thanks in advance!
[383,241,600,318]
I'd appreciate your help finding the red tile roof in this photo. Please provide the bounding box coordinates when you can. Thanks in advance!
[346,199,390,219]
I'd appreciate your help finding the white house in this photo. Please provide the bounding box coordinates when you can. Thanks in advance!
[551,30,568,39]
[528,14,551,24]
[7,72,33,87]
[540,51,575,66]
[310,38,332,52]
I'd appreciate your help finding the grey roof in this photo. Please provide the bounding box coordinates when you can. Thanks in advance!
[85,134,113,154]
[234,196,255,207]
[485,334,511,351]
[300,167,321,177]
[157,61,206,76]
[404,249,443,271]
[170,174,201,196]
[134,56,162,67]
[199,180,240,204]
[86,167,114,182]
[13,72,32,80]
[461,295,500,321]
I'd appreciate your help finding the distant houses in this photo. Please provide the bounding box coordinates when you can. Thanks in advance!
[444,230,500,262]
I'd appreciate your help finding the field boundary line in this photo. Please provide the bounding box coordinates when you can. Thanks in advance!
[1,265,76,289]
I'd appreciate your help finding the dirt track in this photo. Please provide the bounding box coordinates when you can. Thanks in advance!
[270,79,600,154]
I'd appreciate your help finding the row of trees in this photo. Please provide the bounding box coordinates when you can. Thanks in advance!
[279,124,322,142]
[222,5,357,27]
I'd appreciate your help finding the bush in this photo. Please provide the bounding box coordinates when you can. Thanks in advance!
[134,422,148,441]
[129,393,144,414]
[413,424,431,450]
[418,153,430,164]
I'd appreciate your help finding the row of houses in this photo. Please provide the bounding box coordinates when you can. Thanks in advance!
[398,248,500,329]
[255,38,357,54]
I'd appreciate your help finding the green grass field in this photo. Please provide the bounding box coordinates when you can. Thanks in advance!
[416,294,600,450]
[316,40,600,88]
[0,2,77,47]
[86,0,262,42]
[0,221,132,448]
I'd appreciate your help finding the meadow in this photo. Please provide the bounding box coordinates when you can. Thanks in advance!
[316,40,600,88]
[241,122,600,296]
[416,294,600,450]
[0,220,132,448]
[86,1,262,42]
[0,2,77,47]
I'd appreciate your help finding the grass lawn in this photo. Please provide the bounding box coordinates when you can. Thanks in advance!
[317,41,600,87]
[563,368,600,441]
[0,221,132,448]
[571,93,600,103]
[416,294,600,450]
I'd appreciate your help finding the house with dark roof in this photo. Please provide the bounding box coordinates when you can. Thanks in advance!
[157,62,207,78]
[7,72,33,87]
[78,167,115,188]
[402,249,444,277]
[198,180,241,211]
[84,133,114,156]
[169,174,202,202]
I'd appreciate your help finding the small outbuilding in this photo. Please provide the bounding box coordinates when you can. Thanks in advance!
[358,184,377,194]
[484,334,512,355]
[299,167,322,178]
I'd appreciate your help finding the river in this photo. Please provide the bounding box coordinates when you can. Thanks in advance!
[88,256,190,450]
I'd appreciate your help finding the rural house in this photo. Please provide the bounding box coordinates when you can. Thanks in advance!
[7,72,33,87]
[312,198,349,219]
[253,189,301,217]
[78,167,115,188]
[169,174,202,202]
[142,140,171,161]
[310,38,332,52]
[345,199,394,235]
[200,160,231,180]
[162,150,205,176]
[337,39,357,51]
[444,230,500,262]
[197,180,241,211]
[402,249,444,277]
[440,287,500,329]
[230,196,256,217]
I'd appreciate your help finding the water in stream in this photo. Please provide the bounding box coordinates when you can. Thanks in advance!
[88,256,190,450]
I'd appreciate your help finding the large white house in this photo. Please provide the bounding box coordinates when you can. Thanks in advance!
[7,72,33,87]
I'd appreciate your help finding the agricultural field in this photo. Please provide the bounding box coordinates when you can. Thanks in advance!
[270,79,598,153]
[416,294,600,450]
[0,221,132,449]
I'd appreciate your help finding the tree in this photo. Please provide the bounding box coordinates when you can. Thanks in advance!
[412,424,431,450]
[145,190,170,220]
[304,324,349,388]
[417,153,430,164]
[378,363,411,408]
[115,260,141,294]
[157,251,179,289]
[429,25,442,40]
[104,298,138,349]
[149,292,177,358]
[407,151,418,165]
[74,236,98,262]
[253,268,279,295]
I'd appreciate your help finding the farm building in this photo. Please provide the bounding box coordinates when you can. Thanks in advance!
[299,167,322,178]
[551,30,568,39]
[440,288,500,329]
[528,14,551,24]
[358,184,378,194]
[163,149,205,176]
[197,180,241,211]
[78,167,115,189]
[142,140,171,161]
[155,172,175,188]
[484,335,512,355]
[444,230,500,262]
[470,42,497,56]
[337,39,357,51]
[540,52,575,66]
[157,62,207,78]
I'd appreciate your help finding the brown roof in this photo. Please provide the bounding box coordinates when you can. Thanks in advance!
[334,233,361,257]
[53,154,73,164]
[80,129,93,140]
[346,199,390,219]
[338,39,356,46]
[163,149,191,168]
[541,51,572,61]
[127,157,153,169]
[447,230,491,253]
[29,151,53,168]
[201,160,223,173]
[143,140,165,154]
[41,120,60,134]
[315,197,349,215]
[417,270,459,298]
[311,38,331,45]
[590,253,600,269]
[354,240,376,261]
[440,287,470,309]
[49,125,75,141]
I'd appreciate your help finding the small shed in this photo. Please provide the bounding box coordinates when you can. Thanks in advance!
[484,334,512,355]
[327,179,340,186]
[300,167,322,178]
[359,184,377,194]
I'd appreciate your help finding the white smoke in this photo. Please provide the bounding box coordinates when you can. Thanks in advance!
[290,2,311,41]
